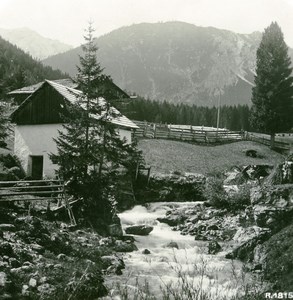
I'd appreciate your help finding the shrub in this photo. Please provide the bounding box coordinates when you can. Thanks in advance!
[205,176,251,211]
[204,176,229,208]
[227,185,251,211]
[0,153,20,169]
[0,154,25,180]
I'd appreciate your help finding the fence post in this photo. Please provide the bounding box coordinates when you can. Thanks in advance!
[143,121,147,137]
[153,123,157,139]
[205,132,208,144]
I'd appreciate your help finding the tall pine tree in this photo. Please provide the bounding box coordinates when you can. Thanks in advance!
[250,22,293,146]
[0,102,8,148]
[51,24,140,230]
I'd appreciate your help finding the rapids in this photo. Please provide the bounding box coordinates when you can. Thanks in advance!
[104,202,248,299]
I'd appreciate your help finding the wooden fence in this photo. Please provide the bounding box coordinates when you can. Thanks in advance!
[246,132,292,153]
[133,120,244,144]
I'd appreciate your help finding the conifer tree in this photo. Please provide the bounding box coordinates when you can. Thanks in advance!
[51,24,141,229]
[250,22,293,146]
[0,102,8,148]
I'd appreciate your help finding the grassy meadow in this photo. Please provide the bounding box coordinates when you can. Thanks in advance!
[138,139,284,175]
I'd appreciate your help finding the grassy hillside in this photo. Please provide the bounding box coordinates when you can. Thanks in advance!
[138,139,284,174]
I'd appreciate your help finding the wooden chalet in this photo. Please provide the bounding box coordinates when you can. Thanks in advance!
[10,80,138,179]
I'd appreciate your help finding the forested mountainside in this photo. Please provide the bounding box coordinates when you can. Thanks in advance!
[0,28,73,60]
[119,97,251,131]
[0,36,66,98]
[43,21,293,107]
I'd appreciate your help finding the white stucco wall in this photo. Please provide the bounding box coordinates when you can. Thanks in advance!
[118,128,132,144]
[14,124,133,178]
[14,124,64,178]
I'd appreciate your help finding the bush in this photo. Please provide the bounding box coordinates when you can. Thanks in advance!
[204,176,229,208]
[0,153,19,169]
[227,185,251,210]
[63,263,107,300]
[205,176,251,211]
[0,154,25,180]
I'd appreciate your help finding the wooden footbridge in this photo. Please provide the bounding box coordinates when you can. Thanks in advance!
[0,179,77,225]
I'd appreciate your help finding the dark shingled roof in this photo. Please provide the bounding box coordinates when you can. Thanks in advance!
[11,79,138,129]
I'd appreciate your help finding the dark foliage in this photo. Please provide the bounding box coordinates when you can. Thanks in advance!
[121,96,251,130]
[0,36,66,99]
[0,102,8,146]
[250,22,293,134]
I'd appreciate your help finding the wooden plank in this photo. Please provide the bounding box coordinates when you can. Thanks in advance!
[0,180,62,185]
[0,197,60,202]
[0,185,64,190]
[0,190,62,196]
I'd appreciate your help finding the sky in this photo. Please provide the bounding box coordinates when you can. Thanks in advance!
[0,0,293,47]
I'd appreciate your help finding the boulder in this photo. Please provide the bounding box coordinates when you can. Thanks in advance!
[233,226,270,244]
[243,165,272,181]
[251,185,293,231]
[208,240,221,254]
[245,149,257,158]
[226,230,270,261]
[101,255,125,275]
[29,278,37,288]
[224,167,244,185]
[125,225,153,236]
[113,240,138,252]
[108,224,123,237]
[164,241,179,249]
[142,249,151,254]
[118,235,135,242]
[157,215,187,226]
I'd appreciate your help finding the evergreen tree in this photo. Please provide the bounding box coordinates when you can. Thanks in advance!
[0,102,8,148]
[51,24,141,230]
[250,22,293,146]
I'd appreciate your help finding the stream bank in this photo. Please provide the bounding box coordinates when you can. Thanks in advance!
[106,155,293,298]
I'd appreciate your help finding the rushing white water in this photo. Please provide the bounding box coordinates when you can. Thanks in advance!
[104,203,247,300]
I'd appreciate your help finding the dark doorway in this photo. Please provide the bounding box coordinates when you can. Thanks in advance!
[29,156,43,179]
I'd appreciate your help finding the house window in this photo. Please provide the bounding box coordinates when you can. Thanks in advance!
[28,155,44,180]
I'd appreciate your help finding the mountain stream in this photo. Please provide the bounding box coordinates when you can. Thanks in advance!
[104,202,248,299]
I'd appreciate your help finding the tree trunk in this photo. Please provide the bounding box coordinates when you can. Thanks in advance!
[270,133,275,149]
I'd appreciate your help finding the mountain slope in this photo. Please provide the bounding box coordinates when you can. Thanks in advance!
[0,36,66,98]
[0,28,73,60]
[42,22,292,106]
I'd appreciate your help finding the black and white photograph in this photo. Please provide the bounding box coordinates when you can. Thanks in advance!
[0,0,293,299]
